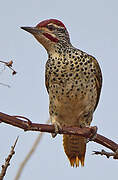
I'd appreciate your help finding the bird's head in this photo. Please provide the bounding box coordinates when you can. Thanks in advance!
[21,19,70,52]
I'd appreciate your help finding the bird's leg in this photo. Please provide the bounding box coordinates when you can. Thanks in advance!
[87,126,98,142]
[52,122,62,138]
[80,122,90,143]
[51,116,62,138]
[80,113,98,142]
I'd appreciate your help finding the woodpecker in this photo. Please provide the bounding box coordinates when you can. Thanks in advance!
[21,19,102,167]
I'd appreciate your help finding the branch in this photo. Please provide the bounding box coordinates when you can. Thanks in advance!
[93,149,118,159]
[0,137,18,180]
[0,112,118,154]
[0,60,17,75]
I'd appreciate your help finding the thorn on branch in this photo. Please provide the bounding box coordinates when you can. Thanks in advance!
[93,149,118,159]
[12,116,32,125]
[0,137,19,180]
[12,115,32,131]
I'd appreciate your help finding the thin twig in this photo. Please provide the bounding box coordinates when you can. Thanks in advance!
[0,60,17,75]
[0,137,19,180]
[93,149,118,159]
[14,119,50,180]
[0,83,10,88]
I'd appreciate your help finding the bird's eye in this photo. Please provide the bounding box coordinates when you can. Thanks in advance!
[47,25,55,31]
[57,28,65,33]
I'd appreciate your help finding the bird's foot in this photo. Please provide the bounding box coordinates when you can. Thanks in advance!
[51,122,62,138]
[87,126,98,143]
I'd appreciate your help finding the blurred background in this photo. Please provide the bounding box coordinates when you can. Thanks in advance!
[0,0,118,179]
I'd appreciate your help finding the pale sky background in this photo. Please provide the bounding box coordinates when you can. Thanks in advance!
[0,0,118,179]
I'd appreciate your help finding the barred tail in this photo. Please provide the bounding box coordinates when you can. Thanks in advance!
[63,134,86,167]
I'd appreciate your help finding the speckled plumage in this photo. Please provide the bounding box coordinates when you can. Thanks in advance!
[46,47,102,128]
[45,45,102,167]
[21,19,102,167]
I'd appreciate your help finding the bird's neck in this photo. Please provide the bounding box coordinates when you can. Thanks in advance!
[47,42,73,57]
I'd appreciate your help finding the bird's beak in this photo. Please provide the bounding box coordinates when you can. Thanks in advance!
[21,26,43,35]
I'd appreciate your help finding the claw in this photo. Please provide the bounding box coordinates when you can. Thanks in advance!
[51,122,62,138]
[87,126,98,142]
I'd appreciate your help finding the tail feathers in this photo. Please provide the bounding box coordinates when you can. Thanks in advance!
[63,134,86,167]
[69,154,85,167]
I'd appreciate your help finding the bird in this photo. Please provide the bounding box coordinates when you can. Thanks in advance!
[21,19,102,167]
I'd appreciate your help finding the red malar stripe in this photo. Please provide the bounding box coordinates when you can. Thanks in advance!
[43,33,58,43]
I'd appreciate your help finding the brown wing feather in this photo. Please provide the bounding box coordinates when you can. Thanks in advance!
[92,57,102,110]
[45,61,50,93]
